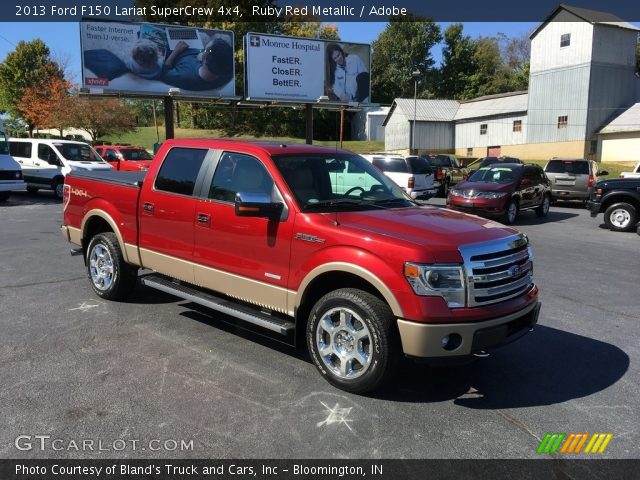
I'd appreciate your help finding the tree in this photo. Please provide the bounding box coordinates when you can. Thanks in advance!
[501,33,530,91]
[17,77,73,136]
[371,15,442,104]
[0,39,64,135]
[71,98,137,141]
[436,24,478,99]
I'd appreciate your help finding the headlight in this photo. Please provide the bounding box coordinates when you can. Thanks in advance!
[404,263,465,308]
[475,191,507,199]
[449,189,461,197]
[15,171,22,179]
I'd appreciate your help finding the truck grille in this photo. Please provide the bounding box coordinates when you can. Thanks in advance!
[459,234,534,307]
[0,170,21,180]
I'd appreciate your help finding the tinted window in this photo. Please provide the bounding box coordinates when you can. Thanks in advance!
[121,148,153,161]
[38,144,56,161]
[155,147,207,196]
[56,143,103,163]
[545,160,589,175]
[0,133,9,155]
[9,141,32,158]
[427,155,452,167]
[209,153,273,203]
[408,156,432,174]
[372,158,408,173]
[105,149,118,159]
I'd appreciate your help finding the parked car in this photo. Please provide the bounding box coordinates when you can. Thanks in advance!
[61,139,540,393]
[587,178,640,232]
[464,156,523,179]
[9,138,112,199]
[423,154,469,197]
[0,121,26,202]
[94,145,154,172]
[447,163,551,224]
[620,161,640,179]
[361,154,437,199]
[543,158,607,202]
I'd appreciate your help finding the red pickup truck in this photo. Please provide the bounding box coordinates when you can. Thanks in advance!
[61,139,540,393]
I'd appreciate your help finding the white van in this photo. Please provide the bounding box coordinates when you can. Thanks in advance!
[360,154,437,200]
[0,121,26,202]
[9,138,112,199]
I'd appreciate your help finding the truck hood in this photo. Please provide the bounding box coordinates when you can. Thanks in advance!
[335,206,519,258]
[597,178,640,188]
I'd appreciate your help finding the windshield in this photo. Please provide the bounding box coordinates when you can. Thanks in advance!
[272,153,413,211]
[0,132,8,155]
[468,166,521,184]
[121,148,153,161]
[54,143,105,163]
[545,160,589,175]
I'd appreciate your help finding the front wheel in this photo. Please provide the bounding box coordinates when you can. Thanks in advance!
[536,194,551,217]
[604,203,638,232]
[307,288,400,394]
[503,199,519,225]
[53,179,64,199]
[86,232,137,300]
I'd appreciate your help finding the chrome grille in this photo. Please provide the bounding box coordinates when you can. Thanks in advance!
[459,234,534,307]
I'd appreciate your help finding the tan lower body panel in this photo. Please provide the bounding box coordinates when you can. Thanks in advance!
[139,248,292,315]
[397,301,538,357]
[62,225,82,246]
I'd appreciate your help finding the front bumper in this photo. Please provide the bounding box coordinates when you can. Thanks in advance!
[410,188,438,200]
[447,197,507,218]
[586,199,601,217]
[0,180,26,192]
[397,301,540,358]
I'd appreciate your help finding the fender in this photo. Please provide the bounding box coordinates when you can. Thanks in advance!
[80,208,141,266]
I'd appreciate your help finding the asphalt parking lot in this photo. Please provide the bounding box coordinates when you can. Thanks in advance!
[1,191,638,460]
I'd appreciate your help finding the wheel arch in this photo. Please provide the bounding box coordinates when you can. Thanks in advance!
[601,194,640,213]
[81,210,133,264]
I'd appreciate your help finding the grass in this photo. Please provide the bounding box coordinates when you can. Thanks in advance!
[102,127,385,154]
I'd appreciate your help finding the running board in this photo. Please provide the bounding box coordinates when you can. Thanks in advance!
[140,274,294,335]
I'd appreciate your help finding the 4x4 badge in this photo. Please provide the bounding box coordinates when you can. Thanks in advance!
[295,233,325,243]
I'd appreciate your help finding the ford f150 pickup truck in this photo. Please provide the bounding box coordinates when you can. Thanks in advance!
[61,139,540,393]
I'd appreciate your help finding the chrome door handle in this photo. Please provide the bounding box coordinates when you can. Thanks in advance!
[196,213,210,224]
[143,203,154,213]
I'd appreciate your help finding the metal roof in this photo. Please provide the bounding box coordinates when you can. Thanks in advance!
[599,103,640,134]
[454,92,528,121]
[382,99,460,126]
[530,4,639,39]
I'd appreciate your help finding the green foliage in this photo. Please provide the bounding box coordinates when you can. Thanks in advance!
[0,39,63,131]
[436,24,477,99]
[371,15,442,104]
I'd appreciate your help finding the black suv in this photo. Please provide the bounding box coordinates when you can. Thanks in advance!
[587,178,640,232]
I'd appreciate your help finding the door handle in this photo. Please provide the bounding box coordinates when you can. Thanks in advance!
[196,213,210,224]
[143,202,154,213]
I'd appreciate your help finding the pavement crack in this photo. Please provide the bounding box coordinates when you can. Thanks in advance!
[495,409,541,443]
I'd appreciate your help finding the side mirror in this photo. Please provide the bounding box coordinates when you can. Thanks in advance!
[600,170,609,176]
[234,192,283,219]
[47,153,60,166]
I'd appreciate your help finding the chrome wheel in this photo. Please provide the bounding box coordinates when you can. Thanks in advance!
[89,243,115,291]
[609,208,631,229]
[542,196,550,215]
[54,182,64,199]
[507,202,518,223]
[315,307,372,380]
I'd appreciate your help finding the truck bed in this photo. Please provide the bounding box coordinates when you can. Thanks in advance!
[68,170,145,187]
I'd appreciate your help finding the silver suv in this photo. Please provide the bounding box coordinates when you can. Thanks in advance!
[543,158,608,202]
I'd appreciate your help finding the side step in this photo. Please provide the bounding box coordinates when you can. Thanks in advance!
[140,274,295,335]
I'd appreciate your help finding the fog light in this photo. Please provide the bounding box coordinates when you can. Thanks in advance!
[441,333,462,351]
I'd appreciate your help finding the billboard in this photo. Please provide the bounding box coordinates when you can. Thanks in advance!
[245,33,371,105]
[80,21,235,98]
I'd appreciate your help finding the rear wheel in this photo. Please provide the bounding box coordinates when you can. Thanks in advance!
[52,179,64,199]
[439,180,450,198]
[503,199,519,225]
[307,288,400,393]
[86,233,137,300]
[536,194,551,217]
[604,203,638,232]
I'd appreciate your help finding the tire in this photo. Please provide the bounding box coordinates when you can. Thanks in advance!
[0,192,10,202]
[604,202,638,232]
[53,179,64,200]
[503,199,519,225]
[306,288,400,394]
[439,180,450,198]
[26,186,39,194]
[86,232,137,300]
[536,194,551,217]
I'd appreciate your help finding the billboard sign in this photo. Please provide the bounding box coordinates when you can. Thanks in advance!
[80,21,235,98]
[245,33,371,105]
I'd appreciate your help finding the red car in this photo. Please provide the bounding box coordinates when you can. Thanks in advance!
[61,139,540,393]
[447,163,551,224]
[94,145,153,172]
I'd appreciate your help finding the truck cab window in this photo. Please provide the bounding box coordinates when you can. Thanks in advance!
[209,153,274,203]
[154,147,208,196]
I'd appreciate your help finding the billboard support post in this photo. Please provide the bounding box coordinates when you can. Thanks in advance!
[339,107,345,149]
[305,104,313,145]
[164,97,174,140]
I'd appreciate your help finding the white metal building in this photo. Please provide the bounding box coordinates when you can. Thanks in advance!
[383,4,640,163]
[598,102,640,162]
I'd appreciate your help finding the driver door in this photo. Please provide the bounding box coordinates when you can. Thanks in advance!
[36,143,61,183]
